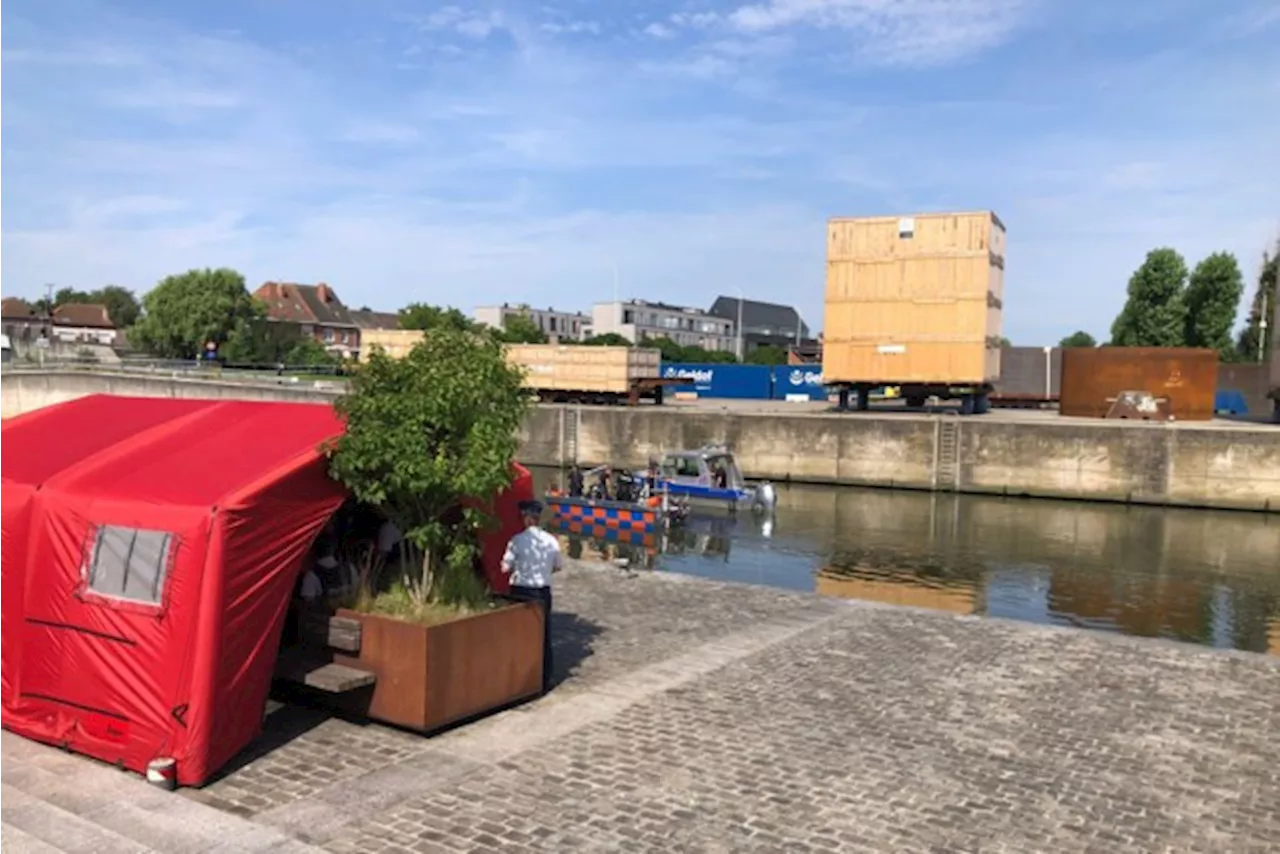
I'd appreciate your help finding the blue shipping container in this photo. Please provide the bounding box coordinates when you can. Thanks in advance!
[771,365,828,401]
[661,363,773,399]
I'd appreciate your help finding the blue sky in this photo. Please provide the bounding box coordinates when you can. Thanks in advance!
[3,0,1278,344]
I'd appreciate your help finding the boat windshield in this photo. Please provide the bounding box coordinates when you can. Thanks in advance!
[661,455,702,480]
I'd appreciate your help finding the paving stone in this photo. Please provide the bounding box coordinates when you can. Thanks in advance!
[6,562,1278,853]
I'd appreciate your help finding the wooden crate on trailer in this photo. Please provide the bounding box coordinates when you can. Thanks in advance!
[823,211,1005,386]
[504,344,660,394]
[359,329,425,362]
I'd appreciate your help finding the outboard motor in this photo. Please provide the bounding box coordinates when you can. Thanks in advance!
[752,481,778,513]
[615,470,641,503]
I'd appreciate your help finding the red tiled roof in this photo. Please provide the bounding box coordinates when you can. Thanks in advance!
[254,282,356,328]
[53,303,115,329]
[2,297,35,319]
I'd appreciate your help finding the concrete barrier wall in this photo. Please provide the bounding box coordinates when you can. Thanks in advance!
[0,370,337,418]
[6,370,1279,512]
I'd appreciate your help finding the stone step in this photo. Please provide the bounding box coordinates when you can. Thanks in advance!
[1,784,156,854]
[1,732,328,854]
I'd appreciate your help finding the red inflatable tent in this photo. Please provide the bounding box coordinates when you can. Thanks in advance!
[2,394,533,786]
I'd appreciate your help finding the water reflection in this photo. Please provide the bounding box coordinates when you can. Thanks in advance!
[530,468,1280,655]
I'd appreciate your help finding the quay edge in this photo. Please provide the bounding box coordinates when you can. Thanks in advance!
[3,369,1278,513]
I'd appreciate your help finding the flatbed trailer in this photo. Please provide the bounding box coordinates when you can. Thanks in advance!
[831,382,995,415]
[529,376,685,406]
[988,393,1058,410]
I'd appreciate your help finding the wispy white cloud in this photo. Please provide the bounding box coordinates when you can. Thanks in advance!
[669,0,1030,67]
[1,0,1277,347]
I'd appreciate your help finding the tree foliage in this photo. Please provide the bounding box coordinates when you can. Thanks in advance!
[399,303,486,334]
[129,268,259,359]
[581,333,631,347]
[1109,248,1188,347]
[221,315,341,368]
[745,344,788,365]
[1184,252,1244,359]
[1237,242,1278,363]
[1059,330,1097,348]
[640,334,737,363]
[53,285,142,329]
[328,329,530,610]
[497,314,549,344]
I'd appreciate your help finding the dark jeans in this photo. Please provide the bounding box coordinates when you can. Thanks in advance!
[508,585,553,693]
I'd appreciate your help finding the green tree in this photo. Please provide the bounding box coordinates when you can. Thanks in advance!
[582,333,631,347]
[283,337,342,367]
[1059,330,1097,348]
[327,329,530,611]
[1184,252,1244,359]
[129,268,259,359]
[640,334,738,363]
[1109,248,1189,346]
[497,314,549,344]
[998,336,1013,348]
[399,303,486,334]
[52,285,142,328]
[1236,242,1278,363]
[746,344,788,365]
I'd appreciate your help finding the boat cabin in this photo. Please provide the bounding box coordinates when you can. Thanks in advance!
[659,446,746,491]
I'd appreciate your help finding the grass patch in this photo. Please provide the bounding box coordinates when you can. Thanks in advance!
[346,580,496,627]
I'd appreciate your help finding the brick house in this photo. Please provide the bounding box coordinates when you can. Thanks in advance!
[2,298,45,344]
[51,303,117,345]
[253,282,361,356]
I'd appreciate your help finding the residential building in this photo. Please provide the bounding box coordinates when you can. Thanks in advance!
[254,282,361,356]
[591,299,736,353]
[51,304,117,345]
[1,298,45,345]
[350,309,401,330]
[474,303,591,342]
[708,296,816,355]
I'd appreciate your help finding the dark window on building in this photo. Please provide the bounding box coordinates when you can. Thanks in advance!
[623,309,634,324]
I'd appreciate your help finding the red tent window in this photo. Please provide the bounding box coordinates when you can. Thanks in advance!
[83,525,177,607]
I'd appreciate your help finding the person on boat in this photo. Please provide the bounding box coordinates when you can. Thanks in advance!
[593,466,613,500]
[567,465,585,498]
[501,499,561,695]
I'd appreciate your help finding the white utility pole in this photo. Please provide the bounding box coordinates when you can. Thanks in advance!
[736,289,745,360]
[1260,288,1270,364]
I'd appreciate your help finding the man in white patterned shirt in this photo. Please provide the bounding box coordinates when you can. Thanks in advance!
[501,500,562,695]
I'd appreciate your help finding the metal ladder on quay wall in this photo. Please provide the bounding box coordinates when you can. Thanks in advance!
[934,415,961,492]
[559,407,581,467]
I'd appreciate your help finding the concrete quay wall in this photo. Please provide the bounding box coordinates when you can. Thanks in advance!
[524,405,1280,513]
[4,370,1278,512]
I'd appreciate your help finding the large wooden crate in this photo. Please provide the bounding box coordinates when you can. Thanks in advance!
[359,329,425,362]
[505,344,660,393]
[824,211,1005,386]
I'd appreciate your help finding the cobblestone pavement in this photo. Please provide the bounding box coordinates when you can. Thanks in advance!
[7,562,1280,853]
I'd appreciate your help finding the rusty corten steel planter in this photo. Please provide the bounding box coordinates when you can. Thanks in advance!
[333,601,544,732]
[1059,347,1218,421]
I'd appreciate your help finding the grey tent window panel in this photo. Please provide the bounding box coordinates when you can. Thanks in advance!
[88,525,175,605]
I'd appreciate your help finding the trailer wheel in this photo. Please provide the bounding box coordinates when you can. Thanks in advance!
[905,395,926,409]
[960,394,976,416]
[975,393,991,415]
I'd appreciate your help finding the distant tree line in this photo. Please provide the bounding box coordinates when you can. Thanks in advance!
[50,268,777,366]
[1050,239,1277,361]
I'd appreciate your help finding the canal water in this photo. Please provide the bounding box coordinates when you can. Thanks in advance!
[528,467,1280,656]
